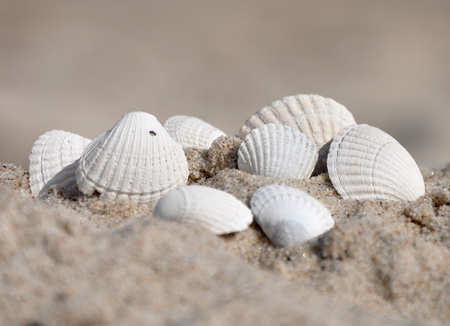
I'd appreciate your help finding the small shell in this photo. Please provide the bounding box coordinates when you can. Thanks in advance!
[153,185,253,234]
[76,111,189,205]
[238,124,318,179]
[29,130,91,196]
[327,124,425,201]
[164,115,226,149]
[250,185,334,246]
[239,94,356,149]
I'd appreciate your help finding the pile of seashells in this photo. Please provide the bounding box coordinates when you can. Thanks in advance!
[28,94,425,247]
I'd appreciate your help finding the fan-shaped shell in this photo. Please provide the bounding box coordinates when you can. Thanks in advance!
[76,111,189,205]
[250,185,334,247]
[239,94,356,149]
[29,130,91,196]
[164,115,226,149]
[238,124,318,179]
[327,124,425,201]
[153,185,253,234]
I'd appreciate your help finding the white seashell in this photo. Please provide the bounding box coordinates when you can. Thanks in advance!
[239,94,356,149]
[29,130,91,196]
[76,111,189,205]
[327,124,425,201]
[164,115,226,149]
[250,185,334,247]
[38,160,80,196]
[238,124,318,179]
[153,185,253,234]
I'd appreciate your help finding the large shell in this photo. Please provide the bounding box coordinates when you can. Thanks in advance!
[164,115,226,149]
[76,111,189,205]
[29,130,91,196]
[238,123,318,179]
[250,185,334,247]
[239,94,356,149]
[153,185,253,234]
[327,124,425,201]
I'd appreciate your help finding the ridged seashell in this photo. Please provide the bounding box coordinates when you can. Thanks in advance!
[250,185,334,247]
[153,185,253,234]
[238,124,318,179]
[76,111,189,205]
[29,130,91,196]
[327,124,425,201]
[164,115,226,149]
[239,94,356,149]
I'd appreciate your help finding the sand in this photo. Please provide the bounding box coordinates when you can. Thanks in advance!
[0,135,449,325]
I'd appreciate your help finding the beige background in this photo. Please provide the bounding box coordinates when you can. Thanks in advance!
[1,0,449,168]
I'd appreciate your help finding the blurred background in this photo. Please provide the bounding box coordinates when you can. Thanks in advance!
[1,0,449,168]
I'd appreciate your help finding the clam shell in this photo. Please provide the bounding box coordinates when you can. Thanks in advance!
[250,185,334,246]
[239,94,356,149]
[76,111,189,205]
[29,130,91,196]
[238,123,318,179]
[153,185,253,234]
[327,124,425,201]
[164,115,226,149]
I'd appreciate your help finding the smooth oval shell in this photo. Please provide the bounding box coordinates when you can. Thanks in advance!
[239,94,356,149]
[164,115,226,149]
[29,130,91,196]
[238,124,318,179]
[153,185,253,234]
[327,124,425,201]
[250,185,334,247]
[76,111,189,205]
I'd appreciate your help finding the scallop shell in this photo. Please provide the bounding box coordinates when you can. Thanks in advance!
[76,111,189,205]
[327,124,425,201]
[164,115,226,149]
[238,123,318,179]
[250,185,334,247]
[153,185,253,234]
[29,130,91,196]
[239,94,356,149]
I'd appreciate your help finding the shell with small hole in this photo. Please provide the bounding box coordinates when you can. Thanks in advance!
[29,130,91,196]
[238,123,318,179]
[327,124,425,201]
[164,115,226,149]
[76,111,189,205]
[250,184,334,247]
[239,94,356,149]
[153,185,253,234]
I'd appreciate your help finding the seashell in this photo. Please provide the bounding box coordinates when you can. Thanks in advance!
[250,185,334,247]
[29,130,91,196]
[327,124,425,201]
[76,111,189,205]
[239,94,356,149]
[164,115,226,150]
[237,123,318,179]
[153,185,253,234]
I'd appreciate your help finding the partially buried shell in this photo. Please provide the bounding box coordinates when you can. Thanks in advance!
[327,124,425,201]
[238,123,318,179]
[153,185,253,235]
[76,111,189,205]
[239,94,356,149]
[250,185,334,247]
[29,130,91,196]
[164,115,226,150]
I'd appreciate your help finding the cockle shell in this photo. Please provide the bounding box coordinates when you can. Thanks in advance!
[29,130,91,196]
[238,123,318,179]
[250,185,334,247]
[153,185,253,234]
[327,124,425,201]
[76,111,189,205]
[239,94,356,149]
[164,115,226,149]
